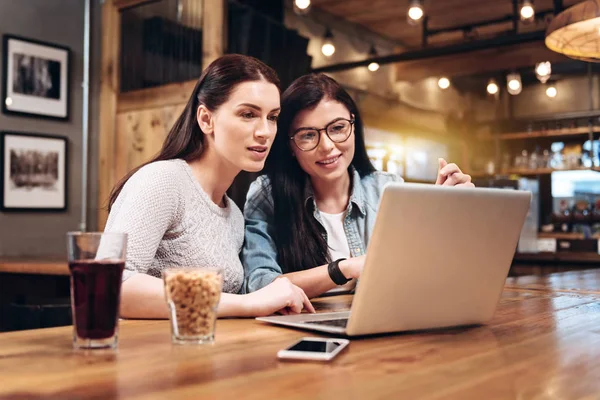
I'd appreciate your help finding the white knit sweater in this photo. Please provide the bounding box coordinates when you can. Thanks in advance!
[104,159,244,294]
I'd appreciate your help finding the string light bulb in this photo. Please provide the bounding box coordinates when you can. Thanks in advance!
[520,0,535,23]
[293,0,311,15]
[535,61,551,83]
[546,85,557,98]
[321,28,335,57]
[367,44,379,72]
[487,79,499,95]
[507,72,522,95]
[407,0,424,25]
[368,62,380,72]
[438,77,450,89]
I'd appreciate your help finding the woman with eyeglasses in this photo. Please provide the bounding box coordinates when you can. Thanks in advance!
[241,73,473,299]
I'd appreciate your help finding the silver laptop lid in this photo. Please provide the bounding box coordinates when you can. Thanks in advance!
[346,183,531,336]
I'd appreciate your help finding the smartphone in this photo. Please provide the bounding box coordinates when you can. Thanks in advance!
[277,337,350,361]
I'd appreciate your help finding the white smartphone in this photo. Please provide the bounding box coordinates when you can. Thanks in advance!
[277,337,350,361]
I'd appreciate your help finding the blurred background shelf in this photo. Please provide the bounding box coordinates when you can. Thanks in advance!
[470,167,600,178]
[513,252,600,263]
[479,127,595,141]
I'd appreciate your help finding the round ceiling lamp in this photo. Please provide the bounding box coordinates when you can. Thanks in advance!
[368,62,380,72]
[545,0,600,62]
[487,79,499,95]
[535,61,552,83]
[293,0,311,15]
[520,0,535,23]
[321,28,335,57]
[367,45,379,72]
[407,0,424,25]
[507,72,522,95]
[438,77,450,89]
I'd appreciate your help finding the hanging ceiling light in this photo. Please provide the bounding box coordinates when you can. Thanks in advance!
[368,62,380,72]
[321,28,335,57]
[546,85,557,98]
[407,0,424,25]
[487,79,499,95]
[545,0,600,62]
[293,0,311,15]
[438,77,450,89]
[535,61,552,83]
[367,44,379,72]
[507,72,522,95]
[520,0,535,23]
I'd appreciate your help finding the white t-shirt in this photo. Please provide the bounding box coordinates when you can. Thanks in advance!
[319,210,356,293]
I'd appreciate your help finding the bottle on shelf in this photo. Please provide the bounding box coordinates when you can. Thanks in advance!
[550,142,565,169]
[528,147,539,170]
[572,198,591,224]
[581,150,593,168]
[501,153,511,173]
[552,199,572,233]
[515,149,528,169]
[541,149,551,168]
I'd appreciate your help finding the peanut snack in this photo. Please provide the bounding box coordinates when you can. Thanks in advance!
[164,269,222,340]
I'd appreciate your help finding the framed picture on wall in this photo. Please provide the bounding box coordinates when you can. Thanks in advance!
[2,34,70,120]
[0,131,68,212]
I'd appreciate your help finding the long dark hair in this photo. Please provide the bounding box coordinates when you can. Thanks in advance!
[108,54,280,211]
[263,73,375,273]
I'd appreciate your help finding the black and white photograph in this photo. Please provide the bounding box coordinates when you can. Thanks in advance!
[12,53,61,99]
[2,35,69,120]
[1,131,68,211]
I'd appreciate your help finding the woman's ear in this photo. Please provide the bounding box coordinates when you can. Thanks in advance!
[197,105,214,135]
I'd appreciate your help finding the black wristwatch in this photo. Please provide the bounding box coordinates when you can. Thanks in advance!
[328,258,350,285]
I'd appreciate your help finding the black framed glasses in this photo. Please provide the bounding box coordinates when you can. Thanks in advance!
[290,118,355,151]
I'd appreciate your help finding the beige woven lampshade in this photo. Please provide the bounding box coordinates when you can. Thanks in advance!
[545,0,600,62]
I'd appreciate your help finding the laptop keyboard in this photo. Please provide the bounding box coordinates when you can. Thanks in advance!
[303,318,349,328]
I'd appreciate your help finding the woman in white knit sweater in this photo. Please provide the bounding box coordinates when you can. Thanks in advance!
[104,55,314,319]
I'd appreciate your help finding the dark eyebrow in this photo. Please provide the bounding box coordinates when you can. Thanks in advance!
[293,117,349,134]
[237,103,262,112]
[237,103,281,113]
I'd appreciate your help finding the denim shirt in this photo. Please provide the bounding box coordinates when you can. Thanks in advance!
[240,168,403,293]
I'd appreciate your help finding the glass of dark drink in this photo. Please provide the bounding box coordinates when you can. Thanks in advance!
[67,232,127,350]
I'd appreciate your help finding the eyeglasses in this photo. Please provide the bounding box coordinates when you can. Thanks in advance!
[290,118,354,151]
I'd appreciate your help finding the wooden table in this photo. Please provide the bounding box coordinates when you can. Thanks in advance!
[506,268,600,295]
[1,271,600,399]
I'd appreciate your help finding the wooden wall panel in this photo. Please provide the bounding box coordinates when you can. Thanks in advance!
[117,80,196,114]
[98,1,120,229]
[114,104,186,183]
[202,0,225,69]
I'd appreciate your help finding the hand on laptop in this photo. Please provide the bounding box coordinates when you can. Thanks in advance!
[248,277,315,316]
[435,158,474,187]
[339,255,367,280]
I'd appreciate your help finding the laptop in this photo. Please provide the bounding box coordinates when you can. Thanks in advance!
[256,182,531,336]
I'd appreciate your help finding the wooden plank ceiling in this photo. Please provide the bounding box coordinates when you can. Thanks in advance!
[312,0,583,81]
[311,0,582,48]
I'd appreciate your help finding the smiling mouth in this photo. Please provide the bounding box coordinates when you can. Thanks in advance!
[316,154,341,165]
[248,146,267,153]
